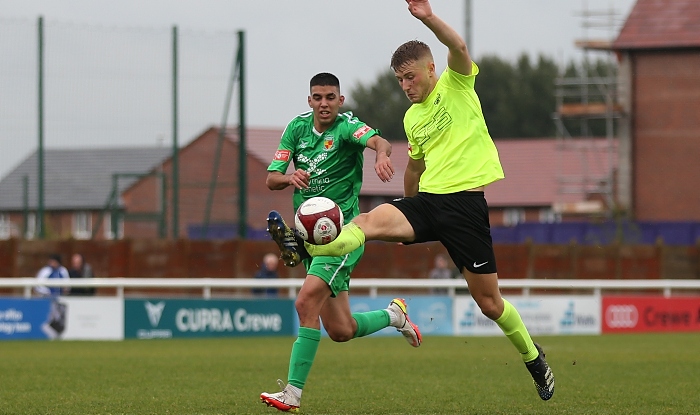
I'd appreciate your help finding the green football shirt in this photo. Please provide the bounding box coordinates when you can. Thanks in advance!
[268,111,379,222]
[403,63,504,193]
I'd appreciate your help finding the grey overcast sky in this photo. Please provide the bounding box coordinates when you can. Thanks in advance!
[0,0,636,179]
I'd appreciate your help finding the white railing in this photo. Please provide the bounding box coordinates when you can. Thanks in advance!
[2,278,700,299]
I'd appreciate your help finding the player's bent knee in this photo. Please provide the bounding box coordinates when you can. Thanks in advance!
[294,297,320,319]
[326,328,353,343]
[474,298,502,320]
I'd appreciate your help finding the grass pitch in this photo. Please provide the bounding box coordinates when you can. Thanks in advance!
[1,333,698,414]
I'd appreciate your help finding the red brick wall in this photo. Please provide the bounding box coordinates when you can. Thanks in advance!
[632,51,700,220]
[122,128,294,238]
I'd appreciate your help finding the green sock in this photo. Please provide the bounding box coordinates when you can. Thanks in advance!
[306,222,366,257]
[287,327,321,389]
[352,310,390,338]
[495,299,539,362]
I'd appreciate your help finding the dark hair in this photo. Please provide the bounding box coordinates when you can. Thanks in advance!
[49,254,62,264]
[310,72,340,90]
[391,40,433,71]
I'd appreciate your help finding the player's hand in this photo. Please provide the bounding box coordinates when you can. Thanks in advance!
[405,0,433,20]
[288,169,310,189]
[374,153,395,182]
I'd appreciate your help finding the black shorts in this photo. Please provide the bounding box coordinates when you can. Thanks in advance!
[388,192,497,274]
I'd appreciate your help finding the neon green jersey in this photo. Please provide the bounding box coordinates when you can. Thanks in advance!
[267,111,379,222]
[404,63,504,193]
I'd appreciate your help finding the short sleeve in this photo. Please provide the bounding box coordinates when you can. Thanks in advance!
[338,112,379,147]
[267,122,297,172]
[442,62,479,90]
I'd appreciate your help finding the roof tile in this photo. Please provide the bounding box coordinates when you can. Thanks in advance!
[614,0,700,49]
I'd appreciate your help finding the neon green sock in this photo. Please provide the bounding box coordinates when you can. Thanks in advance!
[495,299,539,362]
[352,310,390,338]
[306,222,366,257]
[287,327,321,389]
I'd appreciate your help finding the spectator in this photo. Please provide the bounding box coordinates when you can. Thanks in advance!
[253,253,280,297]
[428,254,454,295]
[68,253,95,296]
[34,254,69,297]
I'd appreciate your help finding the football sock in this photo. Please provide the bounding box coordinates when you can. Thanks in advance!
[287,327,321,389]
[495,299,539,362]
[287,384,302,399]
[305,222,366,257]
[352,310,390,338]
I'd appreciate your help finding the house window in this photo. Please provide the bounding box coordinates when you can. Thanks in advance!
[503,208,526,227]
[0,214,10,240]
[73,211,92,240]
[103,213,124,240]
[25,213,36,239]
[539,208,562,224]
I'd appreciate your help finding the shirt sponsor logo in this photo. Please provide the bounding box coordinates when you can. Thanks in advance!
[273,150,291,162]
[353,125,372,139]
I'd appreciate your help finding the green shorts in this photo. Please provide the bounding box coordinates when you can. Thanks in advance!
[302,245,364,297]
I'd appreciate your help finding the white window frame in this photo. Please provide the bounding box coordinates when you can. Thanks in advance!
[73,211,92,240]
[503,208,526,227]
[539,208,562,224]
[25,212,36,239]
[103,212,124,240]
[0,213,10,240]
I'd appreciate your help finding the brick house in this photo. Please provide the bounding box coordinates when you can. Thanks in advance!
[0,126,617,240]
[0,148,170,240]
[121,127,295,239]
[124,128,612,238]
[613,0,700,221]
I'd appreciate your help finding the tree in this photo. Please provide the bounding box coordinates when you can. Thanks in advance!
[476,53,559,138]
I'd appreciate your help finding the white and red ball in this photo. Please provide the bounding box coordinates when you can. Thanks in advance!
[295,197,344,245]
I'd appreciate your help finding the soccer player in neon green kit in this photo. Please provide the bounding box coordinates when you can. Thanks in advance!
[268,0,555,402]
[260,72,422,413]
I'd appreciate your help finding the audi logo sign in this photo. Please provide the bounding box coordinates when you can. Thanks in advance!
[602,296,700,333]
[605,305,639,328]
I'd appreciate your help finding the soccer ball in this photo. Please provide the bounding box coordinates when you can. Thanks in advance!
[295,197,344,245]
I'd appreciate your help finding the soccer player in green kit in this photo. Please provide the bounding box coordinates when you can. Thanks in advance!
[267,0,555,402]
[260,72,422,413]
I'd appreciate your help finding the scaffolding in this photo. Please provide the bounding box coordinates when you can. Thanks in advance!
[552,4,627,217]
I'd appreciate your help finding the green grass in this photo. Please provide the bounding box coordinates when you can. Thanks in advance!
[1,333,699,414]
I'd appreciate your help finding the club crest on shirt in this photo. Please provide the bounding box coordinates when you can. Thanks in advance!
[353,125,372,140]
[323,136,335,151]
[273,149,291,162]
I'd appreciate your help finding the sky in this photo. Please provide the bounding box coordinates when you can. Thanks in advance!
[0,0,637,179]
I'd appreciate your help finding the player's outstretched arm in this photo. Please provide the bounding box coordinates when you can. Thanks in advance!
[405,0,472,75]
[366,135,395,183]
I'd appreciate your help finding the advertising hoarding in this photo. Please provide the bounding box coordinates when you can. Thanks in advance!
[454,296,601,336]
[61,298,124,340]
[124,298,296,339]
[602,296,700,333]
[0,298,54,339]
